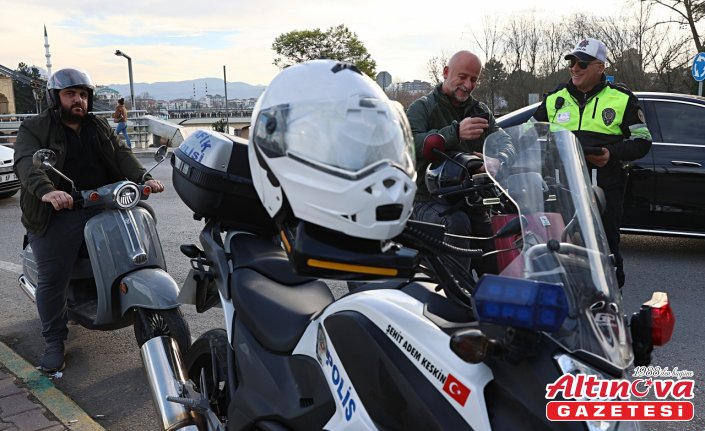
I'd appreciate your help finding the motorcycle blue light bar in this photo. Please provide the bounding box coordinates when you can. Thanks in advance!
[473,274,569,333]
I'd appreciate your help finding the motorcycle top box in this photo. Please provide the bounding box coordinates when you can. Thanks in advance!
[172,130,276,235]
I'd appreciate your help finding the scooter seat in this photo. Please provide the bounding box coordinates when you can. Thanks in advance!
[228,234,334,353]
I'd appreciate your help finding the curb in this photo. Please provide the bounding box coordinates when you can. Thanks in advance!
[0,341,104,431]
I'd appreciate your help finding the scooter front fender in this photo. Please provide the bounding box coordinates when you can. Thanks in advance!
[118,268,181,317]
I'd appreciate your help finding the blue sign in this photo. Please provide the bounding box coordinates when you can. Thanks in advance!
[692,52,705,82]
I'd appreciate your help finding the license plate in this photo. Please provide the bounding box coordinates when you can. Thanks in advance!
[0,172,17,183]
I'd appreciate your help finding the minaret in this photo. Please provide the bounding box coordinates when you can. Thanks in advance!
[44,25,52,76]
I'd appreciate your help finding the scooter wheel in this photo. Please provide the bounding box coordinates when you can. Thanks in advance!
[134,308,191,356]
[185,328,231,419]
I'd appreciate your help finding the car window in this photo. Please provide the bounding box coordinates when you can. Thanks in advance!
[653,101,705,146]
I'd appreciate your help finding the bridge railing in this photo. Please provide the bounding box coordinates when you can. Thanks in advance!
[0,110,150,148]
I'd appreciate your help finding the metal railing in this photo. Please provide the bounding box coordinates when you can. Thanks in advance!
[0,110,150,148]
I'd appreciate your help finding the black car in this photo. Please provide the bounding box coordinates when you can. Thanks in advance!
[496,92,705,238]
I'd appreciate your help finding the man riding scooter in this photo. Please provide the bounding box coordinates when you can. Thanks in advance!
[13,67,164,373]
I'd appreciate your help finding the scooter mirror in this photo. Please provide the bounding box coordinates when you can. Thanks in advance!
[154,145,168,163]
[32,149,76,192]
[32,149,57,170]
[141,145,169,184]
[422,133,446,162]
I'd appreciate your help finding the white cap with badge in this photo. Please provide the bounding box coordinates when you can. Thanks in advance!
[564,38,608,63]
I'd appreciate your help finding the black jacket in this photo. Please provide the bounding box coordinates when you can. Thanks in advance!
[406,84,509,199]
[14,109,150,235]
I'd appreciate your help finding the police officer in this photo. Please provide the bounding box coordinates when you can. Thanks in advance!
[532,38,652,287]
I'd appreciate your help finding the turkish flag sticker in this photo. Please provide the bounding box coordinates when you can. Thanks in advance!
[443,374,471,406]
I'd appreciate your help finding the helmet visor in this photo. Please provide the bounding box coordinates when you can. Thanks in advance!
[253,96,415,179]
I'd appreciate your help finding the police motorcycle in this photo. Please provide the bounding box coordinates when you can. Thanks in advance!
[166,60,672,431]
[18,146,195,428]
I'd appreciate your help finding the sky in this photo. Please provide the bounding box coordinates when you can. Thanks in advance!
[3,0,672,88]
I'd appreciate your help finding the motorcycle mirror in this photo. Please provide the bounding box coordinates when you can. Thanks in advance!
[32,149,76,192]
[32,149,57,170]
[422,133,446,162]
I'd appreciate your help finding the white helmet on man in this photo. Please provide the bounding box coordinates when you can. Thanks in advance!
[248,59,417,241]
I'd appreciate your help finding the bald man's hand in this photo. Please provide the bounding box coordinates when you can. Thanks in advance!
[458,117,489,141]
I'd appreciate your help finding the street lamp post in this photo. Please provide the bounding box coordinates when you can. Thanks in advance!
[114,49,135,109]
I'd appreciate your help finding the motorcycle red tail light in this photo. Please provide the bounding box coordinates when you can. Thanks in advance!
[651,300,675,346]
[89,192,100,201]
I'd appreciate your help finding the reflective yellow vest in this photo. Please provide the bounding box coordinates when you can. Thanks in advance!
[545,86,629,136]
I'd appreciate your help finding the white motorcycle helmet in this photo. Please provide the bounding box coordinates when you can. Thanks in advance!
[248,59,417,241]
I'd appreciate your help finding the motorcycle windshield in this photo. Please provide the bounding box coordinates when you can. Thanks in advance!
[484,122,633,369]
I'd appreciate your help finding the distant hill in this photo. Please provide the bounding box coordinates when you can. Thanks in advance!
[104,78,266,101]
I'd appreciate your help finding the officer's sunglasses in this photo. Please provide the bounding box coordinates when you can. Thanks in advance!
[568,58,601,69]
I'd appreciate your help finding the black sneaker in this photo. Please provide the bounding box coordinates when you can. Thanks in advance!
[39,341,65,373]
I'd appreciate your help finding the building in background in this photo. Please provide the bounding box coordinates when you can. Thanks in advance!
[0,75,17,115]
[95,86,121,104]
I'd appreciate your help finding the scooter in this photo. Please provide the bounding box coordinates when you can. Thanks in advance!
[18,146,198,430]
[168,124,673,430]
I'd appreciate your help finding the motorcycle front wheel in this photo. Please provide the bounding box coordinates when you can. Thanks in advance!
[133,307,191,357]
[185,328,231,420]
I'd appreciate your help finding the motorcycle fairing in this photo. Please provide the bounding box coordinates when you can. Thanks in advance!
[325,310,472,431]
[226,314,336,431]
[293,287,494,430]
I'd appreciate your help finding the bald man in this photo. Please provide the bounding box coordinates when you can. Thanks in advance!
[407,50,512,276]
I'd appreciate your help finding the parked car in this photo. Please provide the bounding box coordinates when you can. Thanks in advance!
[0,144,19,200]
[496,92,705,238]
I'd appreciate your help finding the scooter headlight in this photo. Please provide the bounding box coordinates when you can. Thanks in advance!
[113,182,140,209]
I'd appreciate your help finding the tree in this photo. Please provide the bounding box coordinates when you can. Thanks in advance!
[474,58,507,113]
[426,53,448,86]
[642,0,705,52]
[272,24,377,77]
[12,62,45,114]
[212,118,228,133]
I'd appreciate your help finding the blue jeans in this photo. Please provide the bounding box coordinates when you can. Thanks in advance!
[116,121,132,148]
